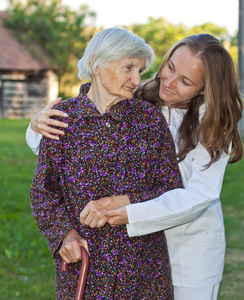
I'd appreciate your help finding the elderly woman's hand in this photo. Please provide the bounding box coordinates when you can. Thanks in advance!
[59,229,89,264]
[80,195,131,228]
[30,97,68,139]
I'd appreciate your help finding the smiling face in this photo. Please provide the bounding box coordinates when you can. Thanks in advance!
[92,57,146,105]
[159,45,204,108]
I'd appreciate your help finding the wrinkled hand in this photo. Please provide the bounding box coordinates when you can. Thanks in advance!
[30,97,68,139]
[59,229,89,264]
[103,207,129,226]
[80,195,130,228]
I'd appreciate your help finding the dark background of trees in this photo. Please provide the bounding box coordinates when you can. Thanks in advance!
[5,0,238,98]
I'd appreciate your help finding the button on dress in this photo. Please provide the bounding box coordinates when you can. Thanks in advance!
[30,83,182,299]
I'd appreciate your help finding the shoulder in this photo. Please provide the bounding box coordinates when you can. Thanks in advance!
[48,97,81,123]
[53,97,80,115]
[127,98,165,124]
[125,99,172,141]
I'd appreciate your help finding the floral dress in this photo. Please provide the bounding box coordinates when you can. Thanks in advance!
[30,83,182,299]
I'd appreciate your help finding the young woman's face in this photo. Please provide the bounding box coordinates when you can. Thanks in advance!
[159,46,204,107]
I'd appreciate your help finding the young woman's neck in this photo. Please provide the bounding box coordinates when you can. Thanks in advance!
[163,101,191,126]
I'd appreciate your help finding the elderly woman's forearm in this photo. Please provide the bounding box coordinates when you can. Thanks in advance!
[30,139,74,257]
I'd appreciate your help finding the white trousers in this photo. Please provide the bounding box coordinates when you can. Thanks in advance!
[173,283,219,300]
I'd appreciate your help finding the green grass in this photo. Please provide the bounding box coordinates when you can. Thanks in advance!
[0,119,243,299]
[218,157,244,300]
[0,119,55,299]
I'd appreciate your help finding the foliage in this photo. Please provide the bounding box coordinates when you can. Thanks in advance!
[230,32,238,63]
[0,119,243,299]
[189,22,228,39]
[5,0,97,97]
[4,2,238,94]
[127,17,236,81]
[130,17,188,57]
[230,30,238,46]
[229,46,238,64]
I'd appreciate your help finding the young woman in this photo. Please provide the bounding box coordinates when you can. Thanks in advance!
[26,34,243,300]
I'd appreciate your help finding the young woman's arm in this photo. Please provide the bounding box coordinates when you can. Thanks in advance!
[104,143,230,236]
[26,123,43,155]
[124,143,230,237]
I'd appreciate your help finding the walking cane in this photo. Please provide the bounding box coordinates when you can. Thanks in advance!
[61,246,89,300]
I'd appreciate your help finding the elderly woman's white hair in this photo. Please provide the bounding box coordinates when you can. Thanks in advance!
[77,27,154,81]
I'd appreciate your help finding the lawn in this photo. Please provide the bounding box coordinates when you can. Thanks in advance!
[0,119,243,299]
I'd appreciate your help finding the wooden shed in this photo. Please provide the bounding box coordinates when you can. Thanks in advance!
[0,11,59,118]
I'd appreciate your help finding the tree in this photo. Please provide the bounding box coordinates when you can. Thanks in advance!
[189,22,228,39]
[6,0,97,97]
[5,3,237,95]
[128,18,234,80]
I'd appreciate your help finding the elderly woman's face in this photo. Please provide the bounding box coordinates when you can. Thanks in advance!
[94,57,146,101]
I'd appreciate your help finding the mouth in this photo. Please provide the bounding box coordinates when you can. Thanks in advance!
[162,85,174,95]
[124,86,135,92]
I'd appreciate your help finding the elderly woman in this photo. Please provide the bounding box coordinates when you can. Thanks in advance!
[30,27,182,299]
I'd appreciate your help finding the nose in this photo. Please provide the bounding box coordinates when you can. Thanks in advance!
[164,75,177,88]
[130,72,141,87]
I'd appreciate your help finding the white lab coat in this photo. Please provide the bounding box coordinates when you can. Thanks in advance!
[126,105,228,287]
[26,105,228,287]
[26,124,42,155]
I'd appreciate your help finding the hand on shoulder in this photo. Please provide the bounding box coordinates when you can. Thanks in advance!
[31,97,69,140]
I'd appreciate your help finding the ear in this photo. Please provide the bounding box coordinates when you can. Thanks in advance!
[90,54,100,76]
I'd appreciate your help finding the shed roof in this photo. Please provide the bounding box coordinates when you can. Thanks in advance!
[0,11,58,72]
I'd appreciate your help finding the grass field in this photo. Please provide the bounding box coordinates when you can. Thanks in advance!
[0,119,243,299]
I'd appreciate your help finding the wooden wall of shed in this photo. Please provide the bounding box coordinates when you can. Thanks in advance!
[0,71,58,119]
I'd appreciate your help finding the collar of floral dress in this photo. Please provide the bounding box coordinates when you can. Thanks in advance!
[77,82,134,122]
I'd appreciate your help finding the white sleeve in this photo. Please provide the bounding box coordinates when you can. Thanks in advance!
[126,143,230,237]
[25,123,42,155]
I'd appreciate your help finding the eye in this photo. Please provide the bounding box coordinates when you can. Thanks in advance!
[125,65,132,72]
[181,78,191,86]
[167,61,174,71]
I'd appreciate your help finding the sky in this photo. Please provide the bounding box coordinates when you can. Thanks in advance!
[0,0,239,35]
[67,0,239,36]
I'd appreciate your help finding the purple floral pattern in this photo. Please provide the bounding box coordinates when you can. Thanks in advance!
[30,83,182,299]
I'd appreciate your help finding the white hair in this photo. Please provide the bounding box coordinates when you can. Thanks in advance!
[77,27,154,80]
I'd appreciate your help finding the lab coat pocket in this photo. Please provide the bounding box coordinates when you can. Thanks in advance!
[177,232,226,286]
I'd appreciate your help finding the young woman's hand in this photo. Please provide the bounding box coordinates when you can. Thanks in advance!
[30,97,68,139]
[103,207,129,226]
[59,229,89,264]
